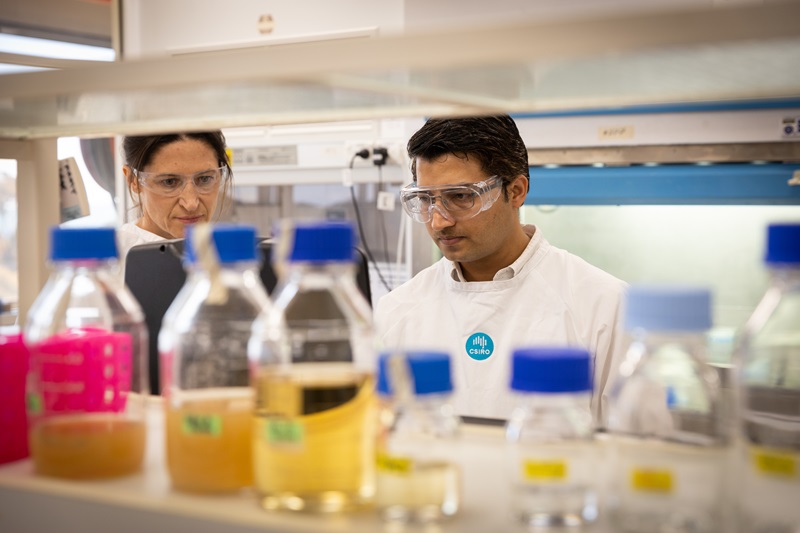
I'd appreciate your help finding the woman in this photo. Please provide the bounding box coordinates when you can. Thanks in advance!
[118,131,232,261]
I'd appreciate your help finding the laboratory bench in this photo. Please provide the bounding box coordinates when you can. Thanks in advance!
[0,398,614,533]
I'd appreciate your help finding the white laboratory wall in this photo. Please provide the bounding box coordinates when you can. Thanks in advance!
[525,204,800,331]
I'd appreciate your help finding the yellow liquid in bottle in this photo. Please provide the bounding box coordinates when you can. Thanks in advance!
[165,388,253,493]
[253,364,375,512]
[376,459,461,523]
[30,414,145,479]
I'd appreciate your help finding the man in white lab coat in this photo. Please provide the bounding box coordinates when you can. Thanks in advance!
[374,114,626,424]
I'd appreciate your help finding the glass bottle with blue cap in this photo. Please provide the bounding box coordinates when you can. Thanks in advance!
[248,220,375,513]
[375,350,462,524]
[607,285,727,533]
[158,223,269,493]
[24,227,148,479]
[506,346,598,528]
[737,223,800,533]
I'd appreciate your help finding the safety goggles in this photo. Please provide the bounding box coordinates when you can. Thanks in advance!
[399,175,503,223]
[133,166,229,198]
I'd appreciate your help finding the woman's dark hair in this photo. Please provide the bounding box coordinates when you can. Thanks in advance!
[407,114,529,199]
[123,131,232,218]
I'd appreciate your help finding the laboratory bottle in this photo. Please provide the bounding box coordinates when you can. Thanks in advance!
[159,224,269,493]
[506,346,598,528]
[737,223,800,533]
[248,220,376,513]
[0,329,29,465]
[607,285,727,533]
[375,350,462,524]
[24,227,148,479]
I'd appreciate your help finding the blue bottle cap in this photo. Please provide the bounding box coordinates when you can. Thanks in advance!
[377,350,453,396]
[50,226,118,261]
[510,347,593,394]
[185,224,258,264]
[765,223,800,265]
[289,221,355,263]
[625,285,712,332]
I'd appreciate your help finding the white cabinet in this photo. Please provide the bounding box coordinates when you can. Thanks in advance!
[122,0,405,58]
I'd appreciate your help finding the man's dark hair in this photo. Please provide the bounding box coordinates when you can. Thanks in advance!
[407,114,529,197]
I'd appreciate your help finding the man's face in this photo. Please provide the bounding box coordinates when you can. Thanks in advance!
[416,153,521,273]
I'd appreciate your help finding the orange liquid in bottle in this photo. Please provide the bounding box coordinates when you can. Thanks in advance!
[30,414,145,479]
[165,388,253,493]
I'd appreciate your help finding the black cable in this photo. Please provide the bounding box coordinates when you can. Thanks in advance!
[377,165,391,266]
[348,152,393,293]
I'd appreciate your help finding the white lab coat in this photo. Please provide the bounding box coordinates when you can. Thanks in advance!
[117,222,165,279]
[374,225,626,424]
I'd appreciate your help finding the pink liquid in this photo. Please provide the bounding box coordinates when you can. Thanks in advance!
[0,333,29,465]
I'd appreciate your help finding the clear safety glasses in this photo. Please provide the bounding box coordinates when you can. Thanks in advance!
[399,175,503,223]
[133,166,229,198]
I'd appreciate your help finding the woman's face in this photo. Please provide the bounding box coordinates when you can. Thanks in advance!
[125,138,222,239]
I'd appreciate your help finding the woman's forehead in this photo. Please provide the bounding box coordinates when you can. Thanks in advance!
[145,139,217,173]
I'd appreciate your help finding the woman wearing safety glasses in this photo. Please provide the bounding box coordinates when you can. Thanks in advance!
[375,114,626,426]
[119,131,232,261]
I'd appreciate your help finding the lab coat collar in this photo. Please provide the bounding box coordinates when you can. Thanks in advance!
[450,224,539,282]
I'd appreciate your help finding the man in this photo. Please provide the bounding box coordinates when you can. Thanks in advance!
[374,114,626,423]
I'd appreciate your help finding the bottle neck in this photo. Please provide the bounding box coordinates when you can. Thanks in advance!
[286,261,356,278]
[508,391,594,438]
[53,258,119,272]
[384,391,458,415]
[627,329,708,347]
[511,390,592,409]
[768,265,800,288]
[388,392,460,437]
[186,261,260,277]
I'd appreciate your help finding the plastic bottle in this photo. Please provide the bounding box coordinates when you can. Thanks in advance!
[505,346,598,528]
[607,285,727,533]
[24,227,148,479]
[0,329,29,465]
[249,220,375,513]
[159,224,269,493]
[737,223,800,533]
[375,350,461,524]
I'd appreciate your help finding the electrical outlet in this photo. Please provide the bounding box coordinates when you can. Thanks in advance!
[388,143,405,165]
[377,191,396,211]
[344,142,372,166]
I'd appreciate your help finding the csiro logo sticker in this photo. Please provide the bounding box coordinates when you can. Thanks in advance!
[466,332,494,361]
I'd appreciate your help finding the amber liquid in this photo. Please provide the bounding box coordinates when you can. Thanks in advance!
[253,364,375,512]
[165,388,253,493]
[30,414,145,479]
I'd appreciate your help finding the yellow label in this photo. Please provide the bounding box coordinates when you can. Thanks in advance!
[523,459,567,481]
[181,414,222,436]
[753,449,797,478]
[377,452,413,474]
[631,468,673,493]
[265,418,304,446]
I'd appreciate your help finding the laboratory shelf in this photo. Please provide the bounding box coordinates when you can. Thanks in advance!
[0,398,613,532]
[1,1,800,139]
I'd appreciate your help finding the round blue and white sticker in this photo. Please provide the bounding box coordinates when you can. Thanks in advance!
[465,332,494,361]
